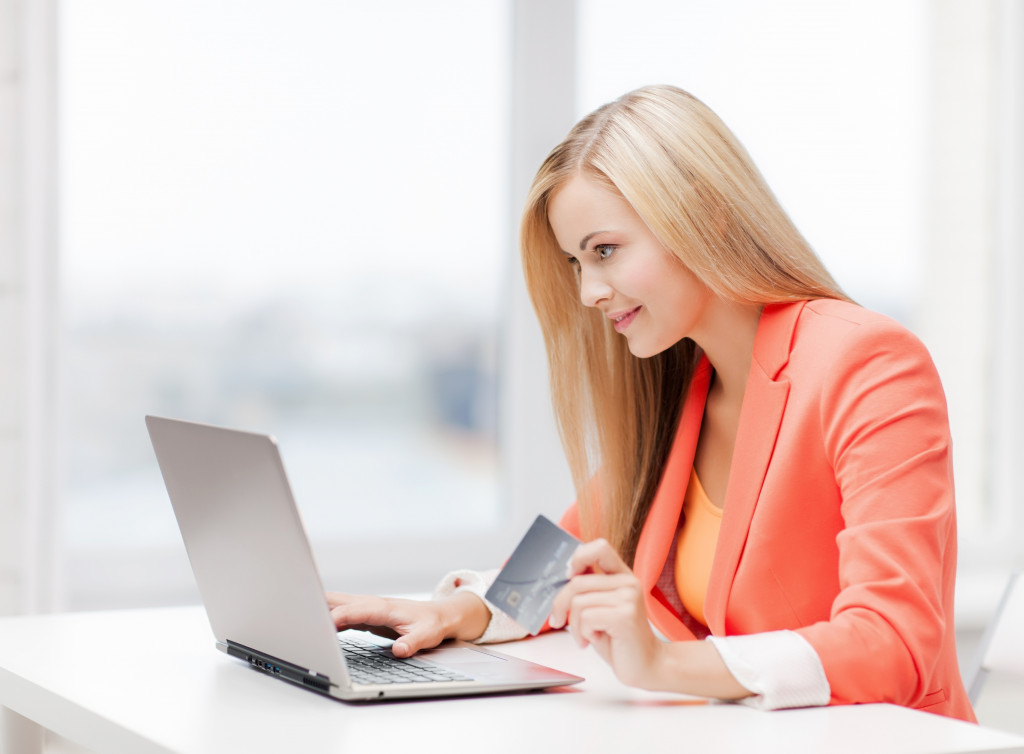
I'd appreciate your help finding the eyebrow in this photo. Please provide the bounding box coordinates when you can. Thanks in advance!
[578,231,608,251]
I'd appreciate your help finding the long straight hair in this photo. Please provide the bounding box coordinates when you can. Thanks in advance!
[520,86,850,565]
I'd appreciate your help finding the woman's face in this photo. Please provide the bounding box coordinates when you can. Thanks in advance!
[547,174,714,358]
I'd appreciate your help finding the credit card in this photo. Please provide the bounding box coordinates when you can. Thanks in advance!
[485,515,580,635]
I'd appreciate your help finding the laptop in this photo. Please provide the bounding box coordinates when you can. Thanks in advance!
[145,415,583,701]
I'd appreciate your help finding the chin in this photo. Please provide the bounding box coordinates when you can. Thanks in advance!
[625,335,680,359]
[625,341,661,359]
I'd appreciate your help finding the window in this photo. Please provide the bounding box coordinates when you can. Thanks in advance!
[58,0,513,607]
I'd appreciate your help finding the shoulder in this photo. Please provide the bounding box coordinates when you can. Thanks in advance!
[781,299,947,411]
[757,299,936,379]
[761,299,945,397]
[799,298,913,338]
[785,299,932,363]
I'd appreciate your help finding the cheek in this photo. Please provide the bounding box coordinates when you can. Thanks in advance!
[637,263,702,313]
[650,274,709,339]
[624,265,667,299]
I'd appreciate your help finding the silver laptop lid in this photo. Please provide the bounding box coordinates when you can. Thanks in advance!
[145,415,347,685]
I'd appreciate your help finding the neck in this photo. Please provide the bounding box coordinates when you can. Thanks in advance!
[695,300,763,404]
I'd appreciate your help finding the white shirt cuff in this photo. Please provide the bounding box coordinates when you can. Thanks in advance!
[706,630,831,710]
[432,569,530,644]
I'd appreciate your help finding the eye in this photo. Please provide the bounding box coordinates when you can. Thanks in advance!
[565,255,580,267]
[595,244,616,260]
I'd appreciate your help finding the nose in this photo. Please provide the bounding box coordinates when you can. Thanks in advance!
[578,265,612,309]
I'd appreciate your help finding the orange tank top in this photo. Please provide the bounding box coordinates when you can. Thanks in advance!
[674,468,723,627]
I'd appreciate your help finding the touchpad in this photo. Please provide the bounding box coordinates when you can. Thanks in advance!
[421,647,508,666]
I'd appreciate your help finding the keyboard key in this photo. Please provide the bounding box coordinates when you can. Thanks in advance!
[338,635,473,685]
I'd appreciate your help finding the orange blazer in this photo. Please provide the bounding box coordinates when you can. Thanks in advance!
[558,299,975,722]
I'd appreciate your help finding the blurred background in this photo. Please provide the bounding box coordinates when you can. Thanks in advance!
[2,0,1023,737]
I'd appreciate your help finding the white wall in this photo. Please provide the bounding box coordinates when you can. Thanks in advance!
[0,0,22,614]
[0,0,58,615]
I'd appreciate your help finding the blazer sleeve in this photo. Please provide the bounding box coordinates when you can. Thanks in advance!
[558,502,582,540]
[794,318,959,708]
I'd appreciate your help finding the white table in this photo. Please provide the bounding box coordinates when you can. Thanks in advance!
[1,606,1022,754]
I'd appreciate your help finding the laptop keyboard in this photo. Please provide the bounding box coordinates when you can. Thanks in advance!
[338,635,474,685]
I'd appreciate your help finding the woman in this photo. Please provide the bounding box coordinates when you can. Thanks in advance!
[329,85,976,721]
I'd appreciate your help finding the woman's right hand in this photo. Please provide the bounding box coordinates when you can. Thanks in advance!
[326,591,491,658]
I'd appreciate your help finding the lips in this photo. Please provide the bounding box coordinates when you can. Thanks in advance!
[610,306,641,333]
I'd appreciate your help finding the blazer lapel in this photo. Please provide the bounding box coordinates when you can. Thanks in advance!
[704,301,804,635]
[633,356,712,596]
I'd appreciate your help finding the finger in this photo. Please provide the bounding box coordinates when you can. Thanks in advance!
[550,572,615,629]
[568,539,629,577]
[549,572,636,629]
[549,580,571,629]
[566,586,632,629]
[566,584,643,647]
[346,624,403,641]
[571,592,636,636]
[550,577,592,630]
[325,592,356,609]
[329,598,395,631]
[577,608,617,661]
[391,626,444,658]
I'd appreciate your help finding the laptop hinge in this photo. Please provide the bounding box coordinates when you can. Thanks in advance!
[225,640,334,693]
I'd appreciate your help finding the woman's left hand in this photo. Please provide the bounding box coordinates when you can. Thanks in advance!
[548,538,666,689]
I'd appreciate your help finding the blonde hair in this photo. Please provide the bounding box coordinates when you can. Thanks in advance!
[521,85,849,565]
